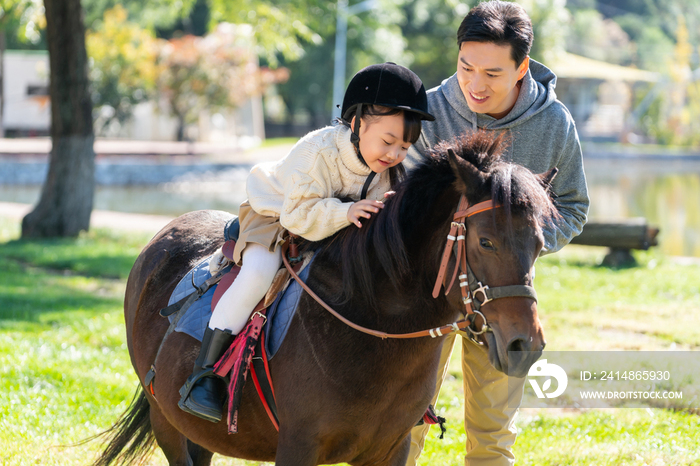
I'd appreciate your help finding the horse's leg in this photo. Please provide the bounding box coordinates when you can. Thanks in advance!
[377,436,411,466]
[187,440,214,466]
[274,433,320,466]
[149,404,194,466]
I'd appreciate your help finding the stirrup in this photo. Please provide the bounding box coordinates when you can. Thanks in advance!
[178,369,225,422]
[178,368,217,400]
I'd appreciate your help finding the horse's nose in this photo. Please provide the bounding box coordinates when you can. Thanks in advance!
[506,336,545,377]
[507,336,529,353]
[507,336,546,353]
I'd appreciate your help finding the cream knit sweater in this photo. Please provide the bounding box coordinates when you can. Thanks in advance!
[246,124,392,242]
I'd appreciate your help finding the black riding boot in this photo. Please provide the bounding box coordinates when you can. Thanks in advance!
[178,327,235,422]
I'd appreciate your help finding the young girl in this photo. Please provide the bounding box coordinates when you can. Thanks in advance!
[179,62,435,422]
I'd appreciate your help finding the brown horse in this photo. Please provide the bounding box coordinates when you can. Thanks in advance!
[95,132,556,466]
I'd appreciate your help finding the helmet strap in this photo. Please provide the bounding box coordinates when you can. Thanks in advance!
[350,103,362,151]
[350,103,378,200]
[360,171,376,200]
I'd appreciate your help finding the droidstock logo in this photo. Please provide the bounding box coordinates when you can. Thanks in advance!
[527,359,568,398]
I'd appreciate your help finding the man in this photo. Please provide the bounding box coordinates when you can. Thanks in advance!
[407,1,589,465]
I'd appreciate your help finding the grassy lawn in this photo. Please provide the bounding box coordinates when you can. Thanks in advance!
[1,213,699,465]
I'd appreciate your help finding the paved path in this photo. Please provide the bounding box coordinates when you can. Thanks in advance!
[0,202,175,234]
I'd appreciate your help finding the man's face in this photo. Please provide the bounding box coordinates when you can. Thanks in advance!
[456,41,529,119]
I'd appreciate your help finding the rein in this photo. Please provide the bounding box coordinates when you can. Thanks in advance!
[281,195,537,341]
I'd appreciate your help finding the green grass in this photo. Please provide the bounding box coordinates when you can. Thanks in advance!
[1,213,699,465]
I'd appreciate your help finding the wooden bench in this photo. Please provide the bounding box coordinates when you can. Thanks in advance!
[569,218,660,266]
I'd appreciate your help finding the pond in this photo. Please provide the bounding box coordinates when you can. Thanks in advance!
[584,155,700,257]
[1,155,699,257]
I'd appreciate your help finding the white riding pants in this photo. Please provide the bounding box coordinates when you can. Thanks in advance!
[208,243,282,334]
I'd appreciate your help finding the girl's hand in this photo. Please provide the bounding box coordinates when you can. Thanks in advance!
[348,199,384,228]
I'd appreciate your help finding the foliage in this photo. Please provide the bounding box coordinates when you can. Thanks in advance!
[156,23,288,141]
[86,6,159,135]
[81,0,196,31]
[638,16,700,147]
[272,0,462,127]
[0,0,44,46]
[394,0,467,89]
[209,0,325,66]
[566,8,635,65]
[518,0,569,64]
[273,0,574,126]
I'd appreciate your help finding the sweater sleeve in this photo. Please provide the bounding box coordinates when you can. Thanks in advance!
[279,164,354,241]
[542,120,589,254]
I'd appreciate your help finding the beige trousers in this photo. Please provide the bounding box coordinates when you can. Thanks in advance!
[407,332,525,466]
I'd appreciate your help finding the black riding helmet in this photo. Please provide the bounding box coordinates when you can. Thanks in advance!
[340,63,434,199]
[341,62,435,122]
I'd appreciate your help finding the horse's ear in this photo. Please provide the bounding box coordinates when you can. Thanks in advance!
[537,167,558,189]
[448,148,485,196]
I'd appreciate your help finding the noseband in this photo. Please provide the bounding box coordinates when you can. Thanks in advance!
[282,195,537,340]
[432,195,538,344]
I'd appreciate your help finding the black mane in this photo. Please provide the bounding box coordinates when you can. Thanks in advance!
[308,131,557,308]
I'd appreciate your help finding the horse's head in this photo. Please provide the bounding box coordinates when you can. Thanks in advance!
[436,133,558,377]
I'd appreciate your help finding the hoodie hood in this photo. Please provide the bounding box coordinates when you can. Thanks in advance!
[441,59,558,130]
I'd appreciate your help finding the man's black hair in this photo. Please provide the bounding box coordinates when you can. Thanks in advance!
[457,0,533,67]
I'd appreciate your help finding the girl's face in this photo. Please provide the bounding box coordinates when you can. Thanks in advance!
[352,112,411,173]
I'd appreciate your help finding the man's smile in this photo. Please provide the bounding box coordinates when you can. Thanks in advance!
[469,92,489,103]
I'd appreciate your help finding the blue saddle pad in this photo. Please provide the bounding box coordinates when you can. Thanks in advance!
[264,259,313,359]
[166,255,314,359]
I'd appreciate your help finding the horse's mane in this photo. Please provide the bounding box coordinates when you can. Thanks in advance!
[308,131,557,308]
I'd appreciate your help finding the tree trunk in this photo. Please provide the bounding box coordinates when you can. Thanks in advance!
[176,114,186,141]
[22,0,95,238]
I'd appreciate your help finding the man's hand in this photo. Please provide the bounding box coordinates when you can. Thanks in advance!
[347,199,384,228]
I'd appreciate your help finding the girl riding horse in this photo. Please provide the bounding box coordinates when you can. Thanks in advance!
[178,63,436,423]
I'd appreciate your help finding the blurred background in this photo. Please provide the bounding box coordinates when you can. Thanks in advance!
[1,0,699,256]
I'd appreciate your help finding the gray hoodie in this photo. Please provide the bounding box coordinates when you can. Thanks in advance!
[410,59,589,254]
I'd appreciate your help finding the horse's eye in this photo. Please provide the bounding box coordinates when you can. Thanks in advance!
[479,238,495,250]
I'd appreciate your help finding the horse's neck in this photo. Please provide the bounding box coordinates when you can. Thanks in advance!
[371,187,463,327]
[400,184,460,258]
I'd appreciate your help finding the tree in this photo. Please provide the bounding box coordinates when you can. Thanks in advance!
[566,9,634,65]
[518,0,570,64]
[395,0,469,89]
[86,5,159,135]
[80,0,196,31]
[157,24,288,141]
[273,0,414,128]
[21,0,95,238]
[209,0,325,66]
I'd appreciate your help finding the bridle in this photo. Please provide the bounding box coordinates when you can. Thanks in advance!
[432,195,538,344]
[282,195,537,342]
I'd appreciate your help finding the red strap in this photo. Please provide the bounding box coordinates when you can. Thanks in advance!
[251,350,279,431]
[444,223,465,296]
[432,222,458,298]
[453,199,500,220]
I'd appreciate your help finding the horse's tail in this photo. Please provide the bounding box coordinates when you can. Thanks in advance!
[93,387,155,466]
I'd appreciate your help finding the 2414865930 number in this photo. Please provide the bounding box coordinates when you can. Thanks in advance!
[599,370,671,381]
